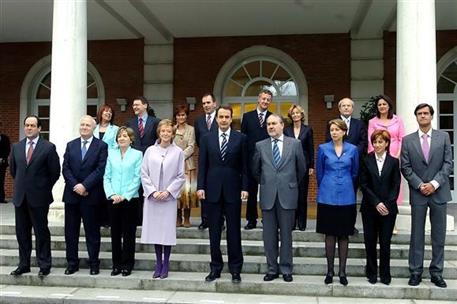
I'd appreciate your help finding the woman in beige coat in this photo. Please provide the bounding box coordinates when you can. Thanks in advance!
[174,105,197,227]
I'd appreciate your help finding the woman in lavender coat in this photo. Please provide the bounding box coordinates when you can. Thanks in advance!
[140,119,185,279]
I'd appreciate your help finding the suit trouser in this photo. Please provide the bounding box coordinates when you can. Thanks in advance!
[15,198,51,270]
[295,175,309,228]
[0,165,6,202]
[110,199,138,271]
[206,197,243,274]
[65,202,101,268]
[361,209,396,279]
[262,197,295,275]
[409,201,447,276]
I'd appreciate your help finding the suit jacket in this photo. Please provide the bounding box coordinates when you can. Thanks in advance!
[400,129,453,205]
[194,114,218,147]
[9,137,60,207]
[284,124,314,169]
[174,123,196,171]
[0,134,11,167]
[197,130,248,204]
[241,110,272,156]
[126,115,160,154]
[252,136,306,210]
[62,137,108,205]
[103,146,143,201]
[94,123,119,150]
[360,153,400,214]
[325,117,367,157]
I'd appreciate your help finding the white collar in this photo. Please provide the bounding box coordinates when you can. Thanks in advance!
[271,134,284,142]
[218,128,231,137]
[81,136,93,144]
[418,128,432,138]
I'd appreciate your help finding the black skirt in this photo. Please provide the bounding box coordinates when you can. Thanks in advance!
[316,203,356,237]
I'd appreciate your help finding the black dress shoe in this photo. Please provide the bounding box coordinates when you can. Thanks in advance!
[111,268,122,276]
[431,275,447,288]
[90,268,100,275]
[339,274,348,286]
[324,271,334,284]
[408,274,422,286]
[353,228,359,234]
[380,277,391,285]
[10,267,31,276]
[263,273,279,281]
[64,266,79,275]
[244,221,257,230]
[121,269,131,277]
[231,273,241,283]
[38,268,50,277]
[205,271,221,282]
[367,276,377,284]
[283,274,293,282]
[198,222,208,230]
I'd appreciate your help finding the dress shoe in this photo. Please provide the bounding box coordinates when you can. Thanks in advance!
[283,274,293,282]
[205,271,221,282]
[367,276,377,284]
[231,273,241,283]
[90,268,100,275]
[431,275,447,288]
[324,271,334,284]
[160,262,169,279]
[263,273,279,281]
[198,221,208,230]
[121,269,131,277]
[244,221,257,230]
[64,266,79,275]
[111,268,122,276]
[10,267,31,276]
[38,268,50,277]
[298,226,306,231]
[380,276,391,285]
[353,227,359,234]
[408,274,422,286]
[339,273,348,286]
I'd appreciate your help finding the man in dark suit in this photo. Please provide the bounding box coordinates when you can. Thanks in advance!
[197,105,248,284]
[401,103,453,288]
[241,89,273,229]
[9,115,60,277]
[0,130,11,204]
[126,96,160,154]
[194,93,218,230]
[252,114,306,282]
[62,115,108,275]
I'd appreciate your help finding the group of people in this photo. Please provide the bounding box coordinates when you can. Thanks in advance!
[6,90,452,289]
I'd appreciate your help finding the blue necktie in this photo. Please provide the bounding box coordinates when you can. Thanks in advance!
[272,139,280,167]
[81,140,88,160]
[220,133,227,161]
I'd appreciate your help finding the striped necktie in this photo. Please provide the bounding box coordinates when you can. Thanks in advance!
[272,139,280,167]
[220,133,227,161]
[138,117,144,138]
[259,112,264,127]
[26,141,34,164]
[206,114,212,130]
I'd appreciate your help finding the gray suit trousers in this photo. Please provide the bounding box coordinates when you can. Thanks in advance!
[262,196,295,275]
[409,201,447,276]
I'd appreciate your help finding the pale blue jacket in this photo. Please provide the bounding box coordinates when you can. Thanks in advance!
[103,146,142,201]
[95,124,119,150]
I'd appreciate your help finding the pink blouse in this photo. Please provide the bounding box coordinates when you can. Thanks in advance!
[368,115,405,158]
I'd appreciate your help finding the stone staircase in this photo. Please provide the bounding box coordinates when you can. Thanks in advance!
[1,220,456,303]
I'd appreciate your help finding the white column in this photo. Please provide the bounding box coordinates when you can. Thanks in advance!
[49,0,87,220]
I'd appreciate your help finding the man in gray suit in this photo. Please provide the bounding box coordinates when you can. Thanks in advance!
[252,114,306,282]
[401,103,453,288]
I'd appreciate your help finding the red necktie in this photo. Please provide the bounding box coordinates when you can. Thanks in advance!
[138,117,144,138]
[26,141,34,164]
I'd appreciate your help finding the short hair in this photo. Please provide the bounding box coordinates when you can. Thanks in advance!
[116,126,135,144]
[80,115,96,128]
[370,129,391,154]
[287,104,305,122]
[328,118,348,133]
[133,96,149,106]
[174,104,189,117]
[414,103,434,116]
[96,104,115,124]
[23,115,42,128]
[202,92,216,102]
[338,98,354,108]
[216,105,233,117]
[259,89,273,98]
[267,113,284,124]
[374,95,394,119]
[156,119,176,141]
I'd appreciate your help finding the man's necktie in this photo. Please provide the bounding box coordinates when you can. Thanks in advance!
[421,133,430,163]
[206,114,212,130]
[272,139,280,168]
[220,133,227,161]
[345,118,350,135]
[138,117,144,138]
[26,141,34,164]
[259,113,264,127]
[81,140,88,160]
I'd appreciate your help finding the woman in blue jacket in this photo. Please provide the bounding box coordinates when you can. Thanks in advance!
[103,126,142,277]
[316,119,359,286]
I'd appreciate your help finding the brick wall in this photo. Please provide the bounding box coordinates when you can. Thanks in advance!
[0,39,144,198]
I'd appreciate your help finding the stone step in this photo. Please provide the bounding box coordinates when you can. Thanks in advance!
[1,224,456,245]
[1,268,456,301]
[1,249,457,279]
[1,234,457,260]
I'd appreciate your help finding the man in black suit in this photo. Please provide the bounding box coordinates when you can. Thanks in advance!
[197,106,248,283]
[62,115,108,275]
[126,96,160,154]
[0,130,11,204]
[194,93,218,230]
[9,115,60,277]
[241,89,273,229]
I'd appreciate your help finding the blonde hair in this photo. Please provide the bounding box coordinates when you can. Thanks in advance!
[287,104,305,122]
[156,119,176,142]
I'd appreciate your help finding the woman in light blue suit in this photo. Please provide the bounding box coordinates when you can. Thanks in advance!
[103,126,142,277]
[94,104,119,150]
[316,119,359,286]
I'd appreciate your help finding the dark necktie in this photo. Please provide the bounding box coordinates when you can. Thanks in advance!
[220,133,227,161]
[138,117,145,138]
[26,141,34,164]
[272,139,280,167]
[259,112,264,127]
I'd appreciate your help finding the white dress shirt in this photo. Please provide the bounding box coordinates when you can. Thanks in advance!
[218,128,231,148]
[270,134,284,158]
[80,136,93,150]
[375,151,386,176]
[25,136,39,156]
